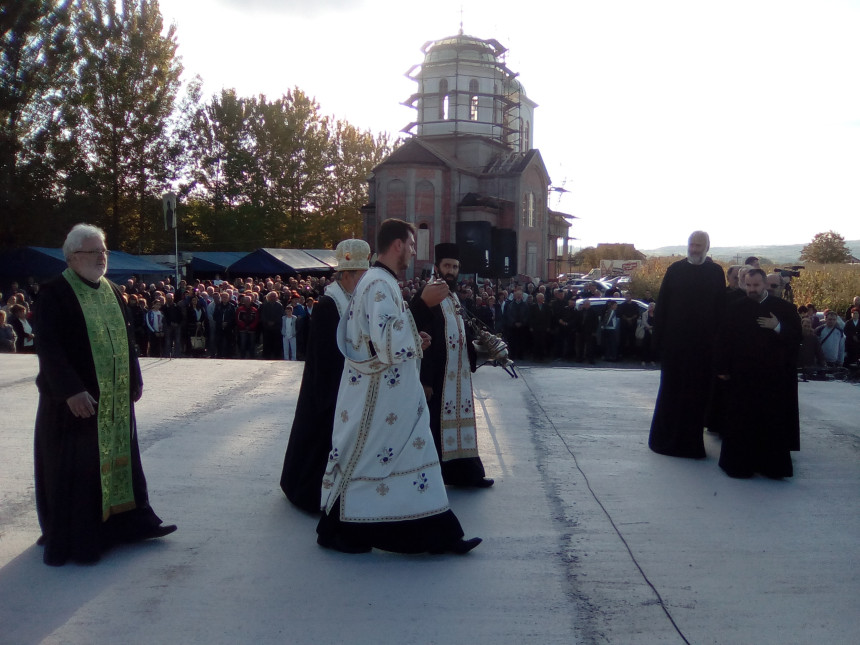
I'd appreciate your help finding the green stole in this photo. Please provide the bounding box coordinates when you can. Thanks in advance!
[63,268,136,520]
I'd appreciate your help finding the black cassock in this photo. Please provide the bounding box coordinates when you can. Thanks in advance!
[34,275,164,566]
[409,289,486,486]
[715,294,801,478]
[280,295,343,512]
[649,259,726,458]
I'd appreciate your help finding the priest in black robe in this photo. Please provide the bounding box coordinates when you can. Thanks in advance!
[34,224,176,566]
[649,231,726,458]
[280,239,370,512]
[715,269,801,478]
[409,243,493,488]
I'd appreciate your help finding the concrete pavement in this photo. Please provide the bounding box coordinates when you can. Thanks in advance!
[0,354,858,644]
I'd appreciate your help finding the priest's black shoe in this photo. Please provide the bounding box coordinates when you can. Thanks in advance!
[430,537,482,555]
[141,523,178,540]
[474,477,494,488]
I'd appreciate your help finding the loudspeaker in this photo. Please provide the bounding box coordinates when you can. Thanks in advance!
[455,221,492,274]
[491,228,517,279]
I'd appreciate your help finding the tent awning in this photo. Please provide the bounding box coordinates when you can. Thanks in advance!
[227,248,333,276]
[189,252,248,274]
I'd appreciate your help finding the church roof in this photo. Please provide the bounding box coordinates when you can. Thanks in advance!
[375,137,548,182]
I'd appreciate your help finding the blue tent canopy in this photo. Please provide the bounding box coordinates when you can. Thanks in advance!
[303,249,339,270]
[227,248,333,277]
[189,252,248,275]
[0,247,168,287]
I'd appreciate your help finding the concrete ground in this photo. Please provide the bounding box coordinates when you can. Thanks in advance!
[0,354,858,645]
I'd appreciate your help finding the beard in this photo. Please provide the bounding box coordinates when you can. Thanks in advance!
[443,273,457,289]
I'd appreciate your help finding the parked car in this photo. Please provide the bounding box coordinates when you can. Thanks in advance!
[563,279,614,294]
[574,297,649,319]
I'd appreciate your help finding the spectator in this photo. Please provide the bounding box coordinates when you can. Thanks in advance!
[281,305,297,360]
[575,298,600,364]
[816,310,845,367]
[236,295,259,359]
[640,302,656,367]
[0,309,16,352]
[798,317,826,380]
[600,300,620,361]
[185,295,209,356]
[162,292,183,358]
[529,292,553,362]
[844,308,860,367]
[213,291,237,358]
[505,288,529,360]
[9,303,34,353]
[128,294,149,358]
[617,292,640,359]
[259,291,285,359]
[145,298,165,357]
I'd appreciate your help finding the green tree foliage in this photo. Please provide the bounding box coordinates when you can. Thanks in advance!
[2,1,392,256]
[178,88,391,251]
[0,0,75,246]
[570,243,646,267]
[71,0,182,251]
[799,231,852,264]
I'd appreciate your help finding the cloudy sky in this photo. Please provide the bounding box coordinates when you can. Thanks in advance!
[157,0,860,250]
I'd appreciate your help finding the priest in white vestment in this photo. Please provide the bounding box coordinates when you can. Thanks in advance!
[317,219,481,554]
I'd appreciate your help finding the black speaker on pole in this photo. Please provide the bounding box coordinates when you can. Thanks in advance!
[455,221,492,274]
[491,228,517,279]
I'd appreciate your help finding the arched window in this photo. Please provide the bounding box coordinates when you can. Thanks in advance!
[524,121,531,150]
[438,79,448,120]
[521,192,535,227]
[469,79,479,121]
[493,83,500,125]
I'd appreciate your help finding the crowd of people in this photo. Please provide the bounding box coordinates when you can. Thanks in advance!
[4,254,860,374]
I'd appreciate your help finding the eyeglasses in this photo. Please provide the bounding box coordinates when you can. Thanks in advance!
[75,250,110,257]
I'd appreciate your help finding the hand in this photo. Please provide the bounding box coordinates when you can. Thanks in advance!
[422,385,433,401]
[717,374,730,381]
[756,313,779,330]
[420,282,449,307]
[67,391,98,418]
[419,331,431,351]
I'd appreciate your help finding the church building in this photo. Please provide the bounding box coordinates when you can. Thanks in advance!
[362,31,574,281]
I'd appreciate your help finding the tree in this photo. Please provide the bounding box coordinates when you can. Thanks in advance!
[71,0,182,250]
[313,120,391,246]
[570,243,646,267]
[799,231,852,264]
[0,0,75,248]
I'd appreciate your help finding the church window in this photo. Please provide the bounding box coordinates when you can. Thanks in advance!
[439,80,449,120]
[524,121,531,150]
[521,192,535,227]
[469,79,479,121]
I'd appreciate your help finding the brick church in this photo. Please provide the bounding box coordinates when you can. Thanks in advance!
[362,31,574,281]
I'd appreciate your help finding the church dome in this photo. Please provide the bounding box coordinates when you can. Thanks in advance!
[423,33,500,65]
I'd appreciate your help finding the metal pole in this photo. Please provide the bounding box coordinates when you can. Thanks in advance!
[174,221,180,289]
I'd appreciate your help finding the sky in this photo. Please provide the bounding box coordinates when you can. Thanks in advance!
[157,0,860,251]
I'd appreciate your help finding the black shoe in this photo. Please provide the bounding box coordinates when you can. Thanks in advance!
[474,477,494,488]
[317,534,372,554]
[447,537,482,554]
[140,524,178,540]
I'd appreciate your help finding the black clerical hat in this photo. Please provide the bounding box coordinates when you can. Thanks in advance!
[434,243,460,263]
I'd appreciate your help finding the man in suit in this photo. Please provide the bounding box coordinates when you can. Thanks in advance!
[529,292,553,361]
[715,269,802,478]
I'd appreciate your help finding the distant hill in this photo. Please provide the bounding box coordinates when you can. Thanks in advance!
[642,241,860,265]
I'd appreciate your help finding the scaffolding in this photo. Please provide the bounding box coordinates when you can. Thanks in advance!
[400,33,527,152]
